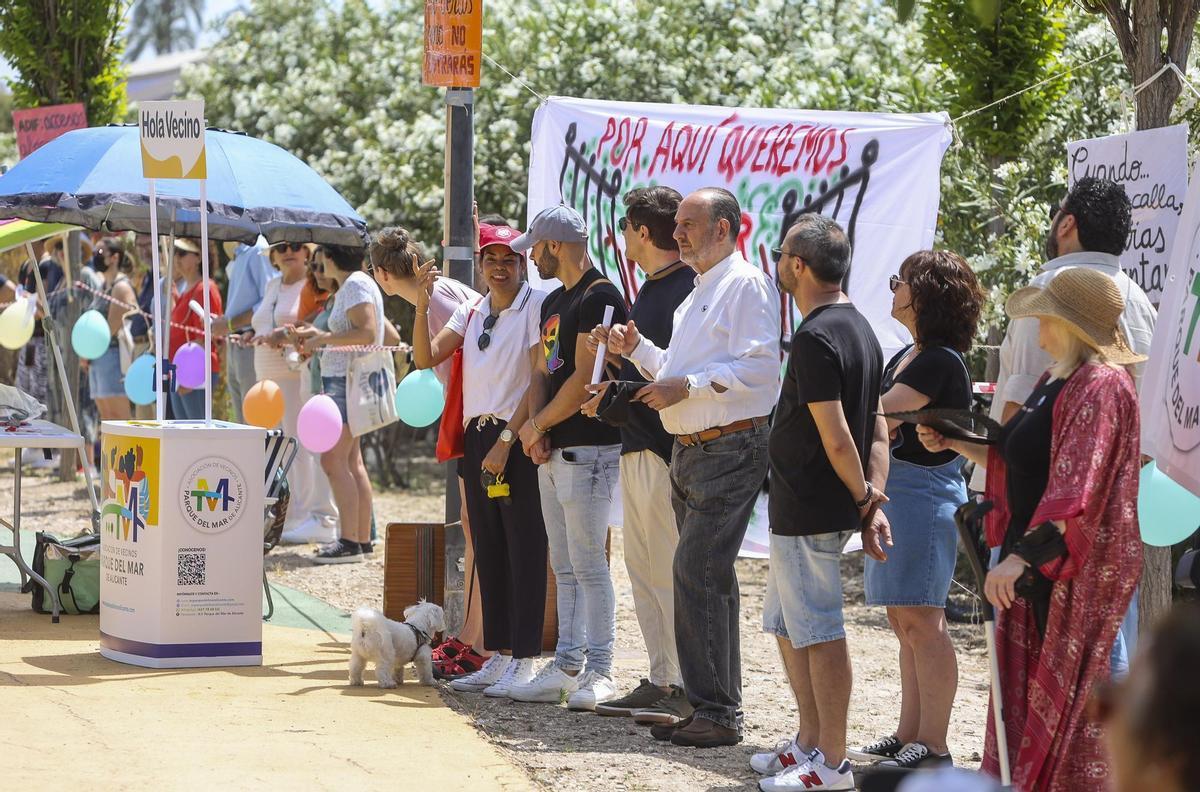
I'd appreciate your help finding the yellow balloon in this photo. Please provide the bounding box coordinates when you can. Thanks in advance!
[0,299,35,350]
[243,379,285,428]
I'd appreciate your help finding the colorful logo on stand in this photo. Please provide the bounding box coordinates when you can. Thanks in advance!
[102,444,154,542]
[180,458,247,534]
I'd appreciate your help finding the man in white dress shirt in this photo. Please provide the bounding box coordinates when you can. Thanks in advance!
[604,187,781,747]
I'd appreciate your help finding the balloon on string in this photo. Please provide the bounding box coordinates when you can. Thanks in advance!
[0,298,35,350]
[297,394,343,453]
[124,354,157,405]
[243,380,285,428]
[1139,460,1200,546]
[395,368,444,427]
[173,342,207,389]
[71,310,112,360]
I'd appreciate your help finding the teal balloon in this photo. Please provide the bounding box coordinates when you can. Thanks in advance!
[1138,461,1200,547]
[71,310,111,360]
[395,368,444,427]
[124,354,157,405]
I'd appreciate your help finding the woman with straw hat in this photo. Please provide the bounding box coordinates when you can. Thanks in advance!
[918,266,1145,791]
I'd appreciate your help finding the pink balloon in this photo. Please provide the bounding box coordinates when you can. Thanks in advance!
[297,394,343,453]
[173,342,207,389]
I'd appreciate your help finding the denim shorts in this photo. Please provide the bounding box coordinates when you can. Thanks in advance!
[321,375,349,423]
[864,454,965,608]
[88,344,124,398]
[763,530,853,648]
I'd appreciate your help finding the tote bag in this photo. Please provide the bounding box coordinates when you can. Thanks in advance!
[347,349,399,437]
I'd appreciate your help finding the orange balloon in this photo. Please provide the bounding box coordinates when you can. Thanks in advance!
[243,379,285,428]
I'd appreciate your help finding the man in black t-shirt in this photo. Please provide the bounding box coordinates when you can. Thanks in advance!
[511,204,627,710]
[581,186,695,721]
[755,214,889,790]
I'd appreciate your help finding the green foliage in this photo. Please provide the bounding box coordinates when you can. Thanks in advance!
[126,0,206,60]
[0,0,128,126]
[184,0,938,254]
[922,0,1067,161]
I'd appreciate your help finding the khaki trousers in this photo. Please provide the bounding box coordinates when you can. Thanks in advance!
[620,450,682,687]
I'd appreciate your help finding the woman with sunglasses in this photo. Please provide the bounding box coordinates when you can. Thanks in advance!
[253,241,339,546]
[368,225,492,677]
[849,250,983,770]
[404,224,550,698]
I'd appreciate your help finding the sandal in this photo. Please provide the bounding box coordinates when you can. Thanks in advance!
[433,640,486,680]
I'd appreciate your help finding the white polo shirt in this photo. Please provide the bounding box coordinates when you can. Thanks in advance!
[445,282,545,425]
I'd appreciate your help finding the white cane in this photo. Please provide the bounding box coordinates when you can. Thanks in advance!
[954,499,1012,788]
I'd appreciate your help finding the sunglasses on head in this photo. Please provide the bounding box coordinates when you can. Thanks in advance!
[477,313,499,351]
[272,242,306,253]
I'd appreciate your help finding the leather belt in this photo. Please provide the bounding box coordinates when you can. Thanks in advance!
[676,416,769,447]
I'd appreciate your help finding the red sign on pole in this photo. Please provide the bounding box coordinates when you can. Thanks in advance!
[12,103,88,159]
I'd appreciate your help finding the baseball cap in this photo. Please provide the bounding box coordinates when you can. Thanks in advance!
[509,204,587,254]
[478,223,522,253]
[174,238,201,254]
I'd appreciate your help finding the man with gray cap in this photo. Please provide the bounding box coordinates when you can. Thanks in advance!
[509,204,628,711]
[602,187,781,747]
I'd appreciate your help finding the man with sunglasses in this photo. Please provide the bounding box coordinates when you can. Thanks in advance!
[601,187,781,748]
[213,238,276,423]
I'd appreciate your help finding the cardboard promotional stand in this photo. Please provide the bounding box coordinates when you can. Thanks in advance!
[99,101,266,668]
[98,420,264,667]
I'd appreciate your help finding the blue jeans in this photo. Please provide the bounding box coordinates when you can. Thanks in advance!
[671,423,770,730]
[227,342,257,423]
[169,375,216,420]
[1110,591,1139,677]
[538,444,620,676]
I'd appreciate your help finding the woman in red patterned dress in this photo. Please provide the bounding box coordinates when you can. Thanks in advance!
[919,267,1144,791]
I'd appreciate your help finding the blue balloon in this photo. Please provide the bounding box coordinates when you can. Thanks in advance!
[1138,461,1200,547]
[124,354,157,406]
[395,368,444,427]
[71,310,112,360]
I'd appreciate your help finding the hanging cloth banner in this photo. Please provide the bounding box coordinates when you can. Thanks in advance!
[1067,124,1189,305]
[1142,158,1200,497]
[525,96,952,355]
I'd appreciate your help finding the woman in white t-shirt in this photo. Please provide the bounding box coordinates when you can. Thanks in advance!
[410,224,549,696]
[369,225,491,678]
[298,244,384,565]
[253,241,339,545]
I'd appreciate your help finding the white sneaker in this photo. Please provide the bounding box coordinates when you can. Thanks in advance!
[449,653,510,692]
[280,514,337,545]
[484,657,535,698]
[751,736,812,775]
[565,670,616,711]
[759,750,854,791]
[507,661,580,704]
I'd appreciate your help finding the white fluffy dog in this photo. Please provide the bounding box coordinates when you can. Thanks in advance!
[349,600,445,688]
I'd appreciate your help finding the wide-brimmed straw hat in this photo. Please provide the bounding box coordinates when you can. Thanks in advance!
[1006,267,1146,365]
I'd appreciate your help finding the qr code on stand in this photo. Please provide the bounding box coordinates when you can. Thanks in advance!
[177,551,206,586]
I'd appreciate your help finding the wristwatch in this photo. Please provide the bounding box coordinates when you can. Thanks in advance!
[499,428,515,445]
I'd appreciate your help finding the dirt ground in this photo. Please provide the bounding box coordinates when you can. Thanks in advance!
[4,466,990,791]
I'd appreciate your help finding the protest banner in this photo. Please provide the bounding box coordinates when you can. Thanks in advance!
[525,97,952,355]
[12,103,87,159]
[1067,125,1188,304]
[423,0,483,88]
[1142,158,1200,497]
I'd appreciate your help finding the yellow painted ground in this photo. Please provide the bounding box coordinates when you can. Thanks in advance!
[0,593,532,791]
